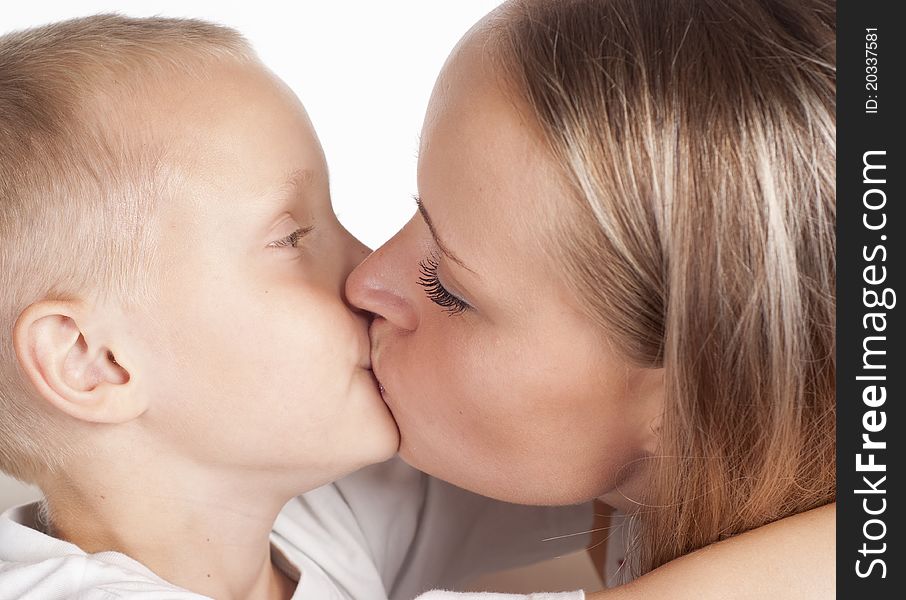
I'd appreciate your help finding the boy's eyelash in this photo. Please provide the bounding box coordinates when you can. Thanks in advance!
[417,255,470,316]
[268,226,314,249]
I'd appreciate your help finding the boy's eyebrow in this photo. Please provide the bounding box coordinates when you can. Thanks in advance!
[280,168,318,199]
[415,196,476,275]
[259,168,321,235]
[266,167,327,215]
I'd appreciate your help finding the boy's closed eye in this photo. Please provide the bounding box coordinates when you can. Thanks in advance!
[267,226,314,249]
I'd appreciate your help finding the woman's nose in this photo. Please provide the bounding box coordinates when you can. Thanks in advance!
[346,239,419,332]
[345,233,371,273]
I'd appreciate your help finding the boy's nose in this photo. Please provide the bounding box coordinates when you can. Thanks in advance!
[346,246,419,332]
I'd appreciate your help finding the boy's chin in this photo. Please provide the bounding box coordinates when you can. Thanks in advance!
[347,377,402,463]
[360,403,402,464]
[327,429,399,484]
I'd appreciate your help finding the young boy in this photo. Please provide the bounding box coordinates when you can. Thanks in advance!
[0,15,590,600]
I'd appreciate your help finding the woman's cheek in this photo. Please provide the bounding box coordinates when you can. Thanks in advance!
[395,336,467,440]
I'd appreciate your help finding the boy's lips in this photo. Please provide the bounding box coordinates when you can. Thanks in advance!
[358,336,373,370]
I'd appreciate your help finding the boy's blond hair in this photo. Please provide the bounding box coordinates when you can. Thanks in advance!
[0,14,253,483]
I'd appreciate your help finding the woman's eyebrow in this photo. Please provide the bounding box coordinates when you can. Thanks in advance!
[414,195,477,275]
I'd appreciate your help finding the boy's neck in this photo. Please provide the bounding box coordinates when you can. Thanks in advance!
[43,458,299,600]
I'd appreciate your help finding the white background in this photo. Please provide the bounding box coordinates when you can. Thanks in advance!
[1,0,504,510]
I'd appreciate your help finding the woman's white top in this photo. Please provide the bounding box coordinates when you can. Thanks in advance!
[0,458,589,600]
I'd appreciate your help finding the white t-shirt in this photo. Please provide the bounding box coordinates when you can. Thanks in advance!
[0,458,589,600]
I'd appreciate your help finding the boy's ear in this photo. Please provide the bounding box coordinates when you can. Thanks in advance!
[12,300,144,424]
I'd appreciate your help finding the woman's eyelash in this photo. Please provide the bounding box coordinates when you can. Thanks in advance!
[417,255,470,316]
[268,226,314,249]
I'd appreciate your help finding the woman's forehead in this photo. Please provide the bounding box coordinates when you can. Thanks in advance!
[419,103,572,303]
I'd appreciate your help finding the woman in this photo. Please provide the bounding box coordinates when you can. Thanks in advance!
[348,0,836,595]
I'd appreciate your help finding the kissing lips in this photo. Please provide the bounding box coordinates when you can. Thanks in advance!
[370,363,391,406]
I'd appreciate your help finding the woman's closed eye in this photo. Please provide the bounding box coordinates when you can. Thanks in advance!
[268,226,314,249]
[417,254,471,316]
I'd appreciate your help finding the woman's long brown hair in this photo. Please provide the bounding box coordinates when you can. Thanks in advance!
[493,0,836,576]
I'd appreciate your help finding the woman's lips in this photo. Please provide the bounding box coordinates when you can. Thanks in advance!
[367,321,391,402]
[370,362,390,404]
[373,368,387,397]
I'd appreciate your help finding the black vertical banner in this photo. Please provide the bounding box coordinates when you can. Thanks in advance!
[837,1,904,597]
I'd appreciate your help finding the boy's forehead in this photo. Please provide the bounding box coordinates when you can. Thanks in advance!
[134,60,326,207]
[142,60,315,147]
